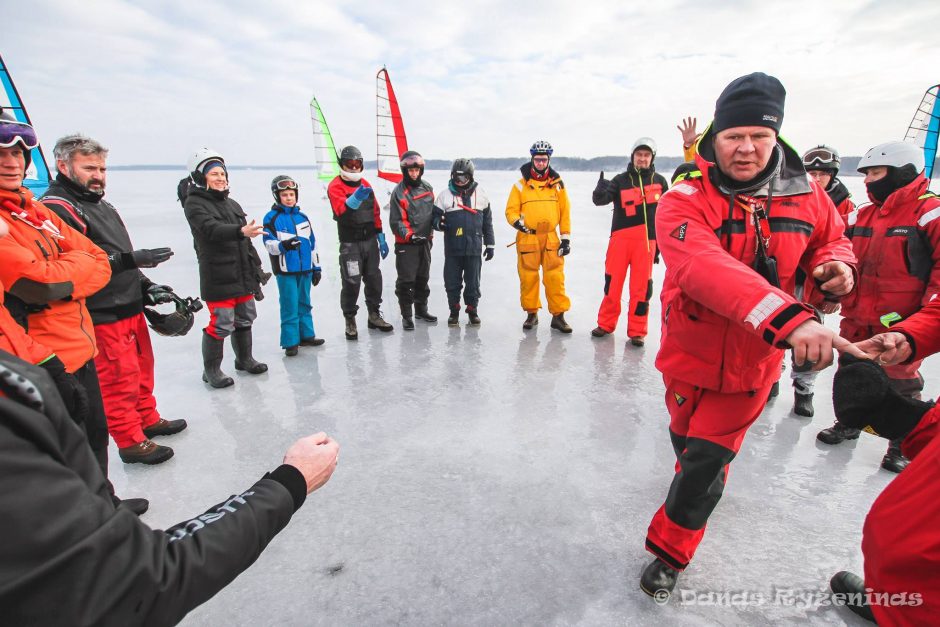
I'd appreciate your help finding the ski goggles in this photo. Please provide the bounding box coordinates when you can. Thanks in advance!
[453,172,471,186]
[274,178,298,191]
[0,118,39,150]
[400,154,425,168]
[340,158,363,171]
[802,147,837,170]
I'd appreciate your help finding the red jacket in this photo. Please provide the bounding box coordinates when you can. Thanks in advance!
[840,176,940,329]
[0,187,111,372]
[654,138,856,392]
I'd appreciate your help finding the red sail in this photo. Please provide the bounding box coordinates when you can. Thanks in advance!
[376,67,408,183]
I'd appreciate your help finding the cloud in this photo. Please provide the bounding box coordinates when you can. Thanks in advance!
[6,0,939,165]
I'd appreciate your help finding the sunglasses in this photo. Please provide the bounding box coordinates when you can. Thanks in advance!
[0,118,39,150]
[274,179,298,191]
[532,156,550,164]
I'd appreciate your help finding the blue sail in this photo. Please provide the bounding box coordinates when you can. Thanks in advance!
[904,84,940,181]
[0,54,51,196]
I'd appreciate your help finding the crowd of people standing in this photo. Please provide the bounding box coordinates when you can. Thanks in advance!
[0,67,938,624]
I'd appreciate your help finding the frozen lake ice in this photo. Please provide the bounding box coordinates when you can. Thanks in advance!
[101,166,906,626]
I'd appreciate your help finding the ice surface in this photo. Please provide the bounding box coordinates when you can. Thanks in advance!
[103,167,896,626]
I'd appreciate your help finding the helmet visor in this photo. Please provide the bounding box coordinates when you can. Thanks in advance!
[453,173,471,186]
[340,158,363,172]
[0,119,39,150]
[400,154,425,168]
[802,147,837,169]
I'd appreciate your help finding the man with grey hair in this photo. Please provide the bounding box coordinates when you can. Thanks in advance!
[42,134,188,473]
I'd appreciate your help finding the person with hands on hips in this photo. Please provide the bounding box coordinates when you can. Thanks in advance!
[326,145,393,339]
[263,175,325,357]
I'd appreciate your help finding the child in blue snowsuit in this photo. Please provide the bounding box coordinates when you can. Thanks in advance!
[262,175,325,355]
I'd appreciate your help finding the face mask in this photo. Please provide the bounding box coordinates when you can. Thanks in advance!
[866,175,899,204]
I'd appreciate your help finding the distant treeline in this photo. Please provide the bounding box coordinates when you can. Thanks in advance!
[110,155,938,173]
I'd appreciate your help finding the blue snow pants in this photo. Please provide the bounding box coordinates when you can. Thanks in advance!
[276,273,315,348]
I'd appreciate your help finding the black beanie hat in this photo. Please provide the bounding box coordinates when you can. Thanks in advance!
[713,72,786,134]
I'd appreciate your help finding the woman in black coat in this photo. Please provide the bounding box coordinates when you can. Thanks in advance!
[183,148,268,388]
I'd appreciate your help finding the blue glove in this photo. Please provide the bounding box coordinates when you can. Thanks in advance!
[347,184,372,210]
[377,232,389,259]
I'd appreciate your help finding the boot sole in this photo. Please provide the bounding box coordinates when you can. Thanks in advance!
[235,363,269,374]
[551,326,573,333]
[415,315,437,322]
[120,448,175,465]
[816,431,860,445]
[143,424,188,438]
[202,373,234,388]
[367,323,393,332]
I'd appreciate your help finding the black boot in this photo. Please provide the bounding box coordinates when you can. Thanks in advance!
[829,571,876,622]
[415,304,437,323]
[769,381,780,398]
[447,305,460,327]
[367,308,393,332]
[550,313,572,333]
[640,559,679,599]
[231,328,268,374]
[881,439,909,473]
[202,331,234,388]
[466,305,481,326]
[523,312,538,330]
[345,315,358,340]
[817,421,861,445]
[402,316,415,330]
[793,390,815,417]
[299,336,326,347]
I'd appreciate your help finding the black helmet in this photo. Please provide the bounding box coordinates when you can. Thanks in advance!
[802,144,841,176]
[400,150,425,185]
[339,145,364,172]
[144,294,203,337]
[271,175,299,202]
[451,158,474,187]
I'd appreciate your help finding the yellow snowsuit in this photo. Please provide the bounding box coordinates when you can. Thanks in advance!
[505,167,571,314]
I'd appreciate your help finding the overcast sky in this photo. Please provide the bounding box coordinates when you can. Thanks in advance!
[6,0,938,166]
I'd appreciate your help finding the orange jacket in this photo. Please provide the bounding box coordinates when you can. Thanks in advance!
[0,187,111,372]
[0,281,54,365]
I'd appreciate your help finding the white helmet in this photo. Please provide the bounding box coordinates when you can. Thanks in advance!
[187,147,225,174]
[857,141,924,174]
[632,137,657,156]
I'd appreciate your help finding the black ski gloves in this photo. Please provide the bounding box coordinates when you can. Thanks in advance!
[282,237,301,251]
[832,354,933,440]
[558,238,571,257]
[40,356,89,425]
[144,284,175,306]
[122,247,174,269]
[313,270,322,286]
[512,219,535,234]
[484,247,494,261]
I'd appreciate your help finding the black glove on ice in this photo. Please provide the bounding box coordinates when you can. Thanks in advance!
[832,353,933,440]
[283,237,302,251]
[313,270,322,286]
[123,247,174,269]
[40,356,89,425]
[483,247,494,261]
[144,284,175,305]
[557,238,571,257]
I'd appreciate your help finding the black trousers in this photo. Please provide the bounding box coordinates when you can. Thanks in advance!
[444,254,482,308]
[395,241,432,315]
[339,239,383,316]
[73,360,112,492]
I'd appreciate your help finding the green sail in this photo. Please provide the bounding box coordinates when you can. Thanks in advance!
[310,96,340,182]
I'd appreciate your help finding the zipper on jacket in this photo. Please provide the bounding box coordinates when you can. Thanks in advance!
[34,239,50,259]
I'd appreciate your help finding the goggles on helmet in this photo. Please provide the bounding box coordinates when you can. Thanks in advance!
[274,178,298,191]
[400,154,425,168]
[453,173,471,186]
[341,158,363,172]
[0,118,39,150]
[802,147,837,170]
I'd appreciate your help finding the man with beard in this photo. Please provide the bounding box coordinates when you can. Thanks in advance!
[42,134,187,466]
[591,137,669,346]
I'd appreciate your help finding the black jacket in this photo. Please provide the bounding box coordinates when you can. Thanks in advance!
[592,164,668,239]
[41,174,153,324]
[434,182,495,256]
[0,350,307,626]
[183,187,264,301]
